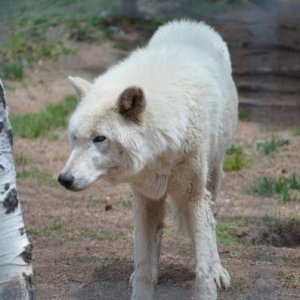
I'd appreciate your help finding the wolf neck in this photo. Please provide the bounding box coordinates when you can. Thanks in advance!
[130,162,171,200]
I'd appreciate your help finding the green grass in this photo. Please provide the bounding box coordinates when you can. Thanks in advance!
[248,174,300,202]
[0,1,104,79]
[50,217,63,231]
[238,107,250,121]
[27,216,63,236]
[216,222,239,247]
[0,0,261,80]
[256,137,289,155]
[223,144,250,171]
[15,154,28,167]
[80,228,114,240]
[11,95,77,138]
[17,170,58,187]
[293,128,300,136]
[0,60,24,80]
[72,255,104,264]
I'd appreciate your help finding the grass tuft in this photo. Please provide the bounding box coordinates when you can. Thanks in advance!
[216,222,239,247]
[248,174,300,202]
[50,217,63,231]
[256,137,289,155]
[11,95,77,138]
[17,170,58,187]
[223,144,250,171]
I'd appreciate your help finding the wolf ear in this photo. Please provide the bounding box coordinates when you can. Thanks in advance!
[68,76,92,99]
[117,87,146,123]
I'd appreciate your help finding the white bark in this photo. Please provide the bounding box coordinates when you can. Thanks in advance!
[0,79,34,299]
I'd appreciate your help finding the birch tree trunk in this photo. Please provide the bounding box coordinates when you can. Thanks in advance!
[0,79,34,299]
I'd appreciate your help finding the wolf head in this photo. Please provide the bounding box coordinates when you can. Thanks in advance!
[58,76,151,191]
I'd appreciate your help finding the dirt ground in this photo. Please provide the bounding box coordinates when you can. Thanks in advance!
[4,1,300,299]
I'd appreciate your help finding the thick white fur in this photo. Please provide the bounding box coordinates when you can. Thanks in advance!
[61,20,238,300]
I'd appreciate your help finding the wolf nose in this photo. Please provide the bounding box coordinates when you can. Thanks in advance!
[58,173,74,188]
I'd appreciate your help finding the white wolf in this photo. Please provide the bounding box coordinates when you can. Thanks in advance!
[58,20,238,300]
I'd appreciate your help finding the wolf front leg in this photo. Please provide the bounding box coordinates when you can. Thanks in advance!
[130,190,166,300]
[190,189,230,300]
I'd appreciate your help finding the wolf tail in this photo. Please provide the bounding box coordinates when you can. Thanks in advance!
[148,19,231,73]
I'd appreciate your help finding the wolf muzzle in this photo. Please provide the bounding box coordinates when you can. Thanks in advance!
[58,172,74,189]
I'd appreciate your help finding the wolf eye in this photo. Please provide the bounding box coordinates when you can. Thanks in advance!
[93,136,106,143]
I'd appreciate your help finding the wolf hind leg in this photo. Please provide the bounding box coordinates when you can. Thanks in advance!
[171,187,230,299]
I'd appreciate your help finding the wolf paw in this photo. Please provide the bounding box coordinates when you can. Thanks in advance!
[212,263,231,290]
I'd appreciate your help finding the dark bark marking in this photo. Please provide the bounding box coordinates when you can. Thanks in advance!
[0,121,4,133]
[0,164,4,171]
[3,188,19,214]
[7,129,13,147]
[4,183,10,190]
[19,227,25,235]
[0,83,6,109]
[20,244,33,263]
[22,273,35,300]
[0,279,23,299]
[0,273,34,300]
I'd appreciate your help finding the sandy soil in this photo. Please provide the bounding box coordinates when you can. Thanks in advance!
[3,0,300,299]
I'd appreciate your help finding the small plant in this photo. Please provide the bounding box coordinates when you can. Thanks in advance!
[248,177,275,198]
[238,107,250,121]
[50,217,63,231]
[11,95,77,138]
[288,173,300,190]
[256,137,289,155]
[223,144,250,171]
[40,39,74,60]
[248,174,300,202]
[103,26,118,40]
